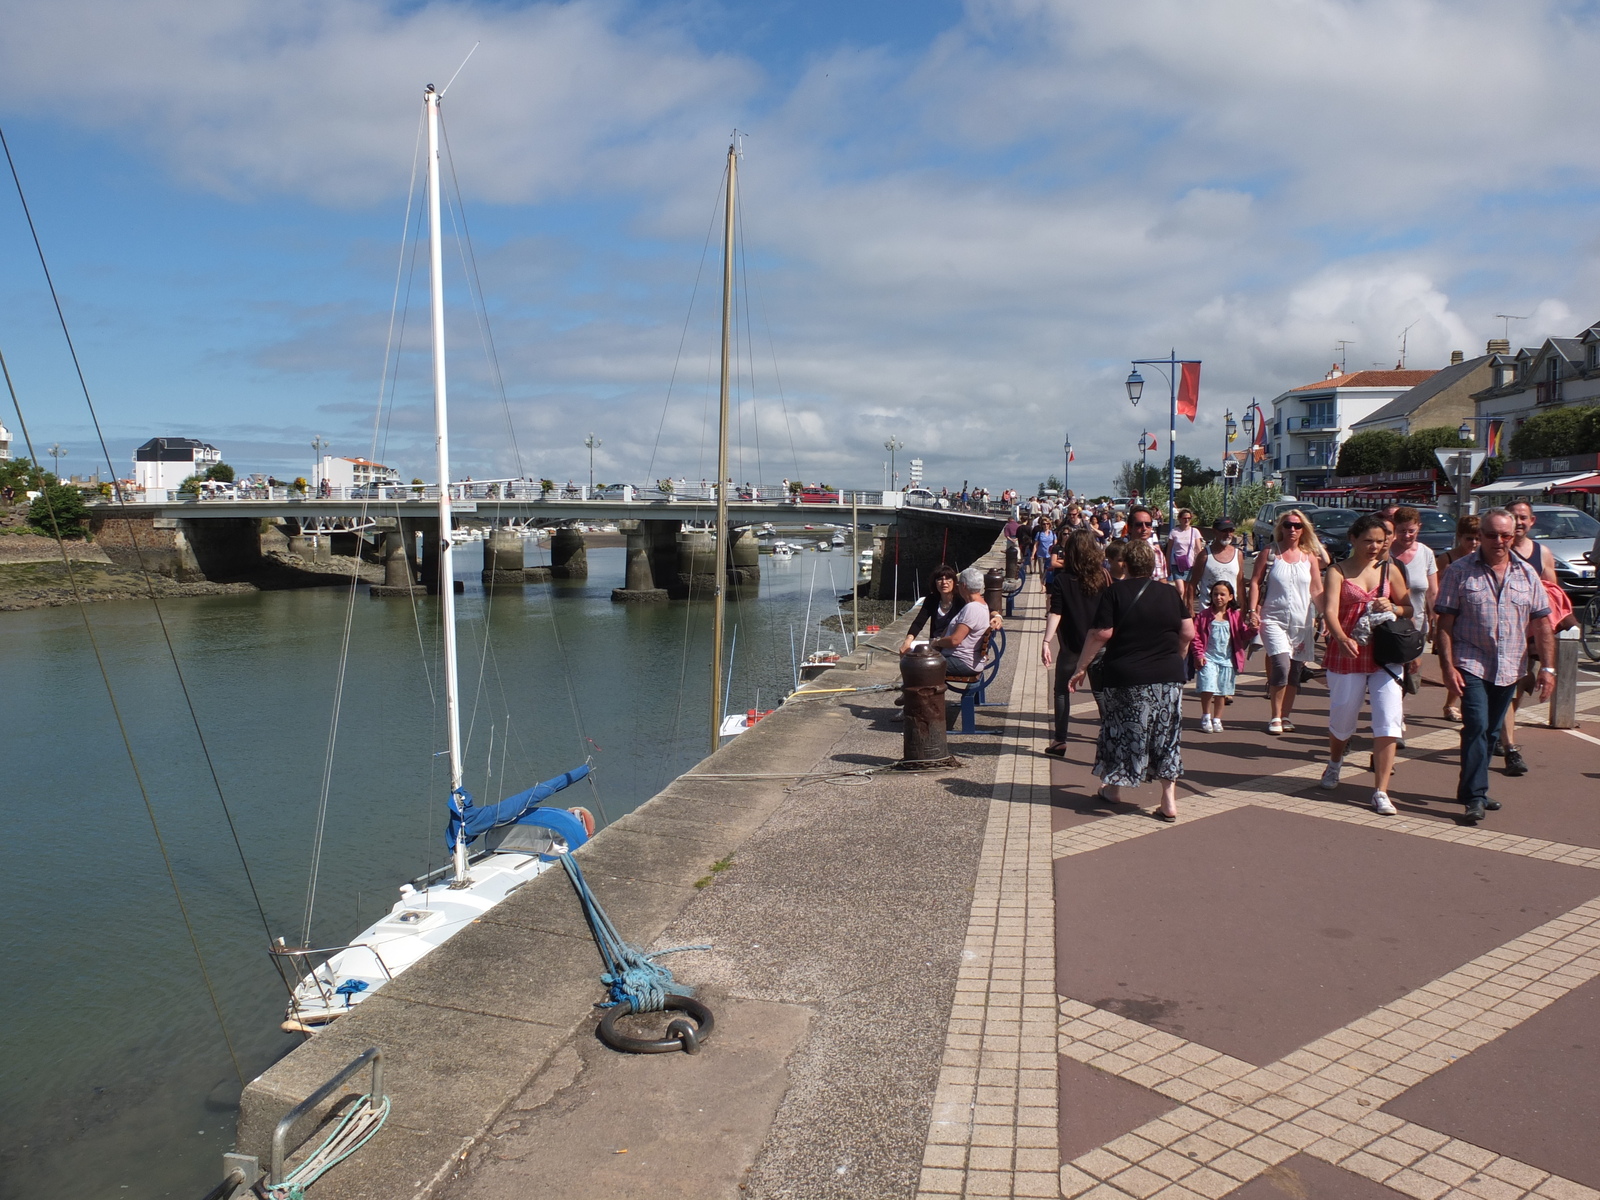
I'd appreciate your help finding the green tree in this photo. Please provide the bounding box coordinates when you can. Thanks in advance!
[1336,430,1405,476]
[27,481,89,539]
[1396,426,1471,471]
[1,458,48,498]
[1044,474,1064,493]
[1507,405,1600,459]
[1174,454,1220,489]
[1113,460,1163,498]
[204,462,235,482]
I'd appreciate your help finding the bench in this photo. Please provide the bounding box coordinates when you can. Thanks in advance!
[945,627,1005,734]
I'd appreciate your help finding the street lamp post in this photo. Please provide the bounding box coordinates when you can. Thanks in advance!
[1063,433,1072,498]
[1126,349,1200,530]
[584,433,601,495]
[1243,406,1257,486]
[47,443,66,478]
[884,436,904,492]
[311,436,328,490]
[1223,411,1236,520]
[1137,431,1152,500]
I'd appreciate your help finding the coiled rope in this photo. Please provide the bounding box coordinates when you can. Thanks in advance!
[559,854,708,1013]
[263,1094,391,1200]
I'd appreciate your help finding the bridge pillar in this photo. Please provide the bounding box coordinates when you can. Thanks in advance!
[550,527,588,579]
[283,519,312,559]
[482,527,527,590]
[678,527,716,599]
[417,519,464,595]
[729,525,760,588]
[370,524,416,597]
[611,520,669,602]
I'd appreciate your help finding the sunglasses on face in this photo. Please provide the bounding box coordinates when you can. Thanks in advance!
[1131,519,1152,528]
[1481,532,1514,541]
[1283,521,1302,529]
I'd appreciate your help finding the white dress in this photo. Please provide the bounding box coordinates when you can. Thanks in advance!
[1259,552,1314,661]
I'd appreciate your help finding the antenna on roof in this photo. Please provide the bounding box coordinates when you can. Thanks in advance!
[1494,312,1530,341]
[1334,340,1353,373]
[1398,320,1420,369]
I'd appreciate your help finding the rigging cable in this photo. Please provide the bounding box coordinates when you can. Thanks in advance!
[301,106,426,947]
[2,123,290,1048]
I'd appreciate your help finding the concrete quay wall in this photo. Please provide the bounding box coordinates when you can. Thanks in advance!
[237,535,1012,1200]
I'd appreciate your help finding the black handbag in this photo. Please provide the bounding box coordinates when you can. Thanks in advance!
[1371,561,1424,670]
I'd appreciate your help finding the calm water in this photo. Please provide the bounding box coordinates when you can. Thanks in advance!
[0,541,869,1198]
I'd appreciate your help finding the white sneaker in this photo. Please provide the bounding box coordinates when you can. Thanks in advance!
[1320,760,1343,790]
[1200,715,1214,733]
[1212,718,1224,733]
[1372,791,1398,815]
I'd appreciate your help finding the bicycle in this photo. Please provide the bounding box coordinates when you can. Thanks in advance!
[1583,592,1600,663]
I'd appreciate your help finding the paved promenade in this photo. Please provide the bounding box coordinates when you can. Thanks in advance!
[919,581,1600,1200]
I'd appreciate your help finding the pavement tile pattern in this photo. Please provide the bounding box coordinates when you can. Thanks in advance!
[916,580,1600,1200]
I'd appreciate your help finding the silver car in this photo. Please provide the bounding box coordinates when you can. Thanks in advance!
[1528,505,1600,596]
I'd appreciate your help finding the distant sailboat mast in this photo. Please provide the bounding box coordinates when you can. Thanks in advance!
[424,83,468,882]
[710,139,736,754]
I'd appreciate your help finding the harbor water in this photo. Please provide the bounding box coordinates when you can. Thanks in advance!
[0,540,879,1198]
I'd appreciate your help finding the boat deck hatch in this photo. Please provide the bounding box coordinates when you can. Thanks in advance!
[392,910,432,925]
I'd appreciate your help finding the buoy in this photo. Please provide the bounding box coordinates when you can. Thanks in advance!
[569,806,597,837]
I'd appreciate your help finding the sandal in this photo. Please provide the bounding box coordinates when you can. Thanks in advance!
[1044,742,1068,758]
[1151,810,1177,823]
[1096,786,1122,804]
[1280,720,1297,733]
[1443,706,1462,722]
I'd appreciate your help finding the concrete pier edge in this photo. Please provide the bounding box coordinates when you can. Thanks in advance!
[236,535,1011,1198]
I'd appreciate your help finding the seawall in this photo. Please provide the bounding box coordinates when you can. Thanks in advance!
[235,533,1014,1199]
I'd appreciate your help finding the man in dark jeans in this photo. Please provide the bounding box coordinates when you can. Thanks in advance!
[1434,508,1555,822]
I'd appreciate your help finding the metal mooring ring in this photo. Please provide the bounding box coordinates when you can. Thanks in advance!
[598,995,715,1054]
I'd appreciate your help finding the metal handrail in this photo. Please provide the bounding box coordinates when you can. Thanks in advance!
[271,1047,385,1185]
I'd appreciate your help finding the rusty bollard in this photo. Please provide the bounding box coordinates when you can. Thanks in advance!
[900,644,950,767]
[1005,543,1020,581]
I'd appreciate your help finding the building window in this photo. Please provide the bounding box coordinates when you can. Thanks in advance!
[1305,400,1335,429]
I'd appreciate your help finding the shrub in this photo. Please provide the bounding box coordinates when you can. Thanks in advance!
[27,482,89,539]
[1336,430,1405,476]
[1507,405,1600,459]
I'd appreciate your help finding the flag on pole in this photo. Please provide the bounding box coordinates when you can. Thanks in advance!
[1487,420,1503,457]
[1068,448,1076,462]
[1177,362,1200,422]
[1146,435,1158,452]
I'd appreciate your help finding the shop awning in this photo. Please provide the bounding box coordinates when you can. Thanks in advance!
[1473,472,1596,496]
[1556,472,1600,493]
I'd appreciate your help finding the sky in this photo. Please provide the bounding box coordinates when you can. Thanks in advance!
[2,0,1599,496]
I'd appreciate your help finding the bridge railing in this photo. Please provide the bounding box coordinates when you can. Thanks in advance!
[90,483,901,507]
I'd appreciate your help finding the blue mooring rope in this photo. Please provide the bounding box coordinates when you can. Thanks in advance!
[559,853,709,1012]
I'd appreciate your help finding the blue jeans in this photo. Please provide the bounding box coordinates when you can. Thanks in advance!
[1458,670,1517,804]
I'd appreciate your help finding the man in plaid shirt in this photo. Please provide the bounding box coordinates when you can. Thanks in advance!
[1434,508,1555,823]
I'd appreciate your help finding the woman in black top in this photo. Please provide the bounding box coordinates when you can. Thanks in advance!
[1041,529,1110,757]
[1068,538,1195,821]
[900,565,961,651]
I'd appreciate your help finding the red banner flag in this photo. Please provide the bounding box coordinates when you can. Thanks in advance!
[1177,362,1200,422]
[1067,448,1076,462]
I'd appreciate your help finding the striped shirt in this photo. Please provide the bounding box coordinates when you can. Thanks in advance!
[1434,551,1550,687]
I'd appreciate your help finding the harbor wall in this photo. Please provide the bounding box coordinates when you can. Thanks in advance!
[235,534,1010,1200]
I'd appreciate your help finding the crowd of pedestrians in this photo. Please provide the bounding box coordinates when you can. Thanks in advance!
[993,493,1565,826]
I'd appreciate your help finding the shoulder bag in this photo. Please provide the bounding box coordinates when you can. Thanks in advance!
[1371,560,1425,676]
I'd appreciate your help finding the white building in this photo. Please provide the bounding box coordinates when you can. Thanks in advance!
[1472,322,1600,446]
[314,455,401,491]
[1266,367,1437,495]
[0,420,10,460]
[134,437,222,492]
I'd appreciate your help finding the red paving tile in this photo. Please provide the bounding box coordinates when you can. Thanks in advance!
[1383,975,1600,1189]
[1221,1153,1411,1198]
[1056,1055,1176,1163]
[1055,805,1600,1064]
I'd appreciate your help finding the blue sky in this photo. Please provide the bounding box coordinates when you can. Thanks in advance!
[2,0,1599,494]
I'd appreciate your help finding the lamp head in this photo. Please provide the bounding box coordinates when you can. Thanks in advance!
[1458,421,1472,443]
[1125,369,1144,404]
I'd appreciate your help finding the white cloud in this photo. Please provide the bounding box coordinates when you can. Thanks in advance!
[6,0,1599,492]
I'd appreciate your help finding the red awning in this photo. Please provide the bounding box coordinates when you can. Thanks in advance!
[1556,472,1600,493]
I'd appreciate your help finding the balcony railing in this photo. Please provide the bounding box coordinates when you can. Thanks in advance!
[1285,415,1340,433]
[1283,452,1336,470]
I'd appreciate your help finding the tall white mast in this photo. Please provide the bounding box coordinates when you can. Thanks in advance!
[710,141,736,755]
[425,85,467,882]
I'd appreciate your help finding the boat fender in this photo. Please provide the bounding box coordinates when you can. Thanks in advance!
[519,806,591,860]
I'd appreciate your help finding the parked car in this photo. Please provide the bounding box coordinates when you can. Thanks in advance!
[904,487,948,508]
[798,487,841,504]
[1305,507,1354,559]
[1404,506,1459,554]
[1527,505,1600,596]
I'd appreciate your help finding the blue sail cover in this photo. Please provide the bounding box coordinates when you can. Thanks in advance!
[445,764,592,851]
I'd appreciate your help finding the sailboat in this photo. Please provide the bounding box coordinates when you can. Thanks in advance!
[276,84,595,1033]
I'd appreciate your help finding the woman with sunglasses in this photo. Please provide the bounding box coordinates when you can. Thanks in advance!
[900,565,962,653]
[1246,509,1324,734]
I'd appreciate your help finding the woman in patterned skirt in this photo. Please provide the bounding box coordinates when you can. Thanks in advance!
[1067,539,1195,822]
